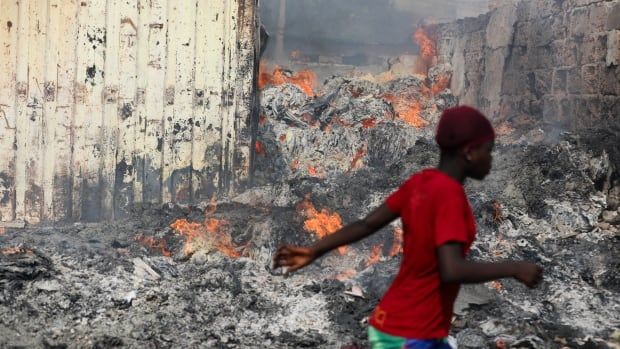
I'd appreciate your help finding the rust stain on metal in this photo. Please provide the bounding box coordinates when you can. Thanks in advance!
[74,83,88,105]
[165,86,175,105]
[135,88,145,105]
[120,17,137,32]
[44,81,56,102]
[104,85,118,104]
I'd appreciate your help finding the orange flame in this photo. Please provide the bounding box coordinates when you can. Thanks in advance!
[361,118,377,129]
[413,26,437,74]
[366,245,382,267]
[255,140,266,156]
[297,196,347,255]
[489,280,503,292]
[170,199,243,258]
[258,63,317,96]
[383,94,428,128]
[389,227,404,257]
[134,233,172,257]
[349,145,367,172]
[307,166,325,178]
[431,73,451,95]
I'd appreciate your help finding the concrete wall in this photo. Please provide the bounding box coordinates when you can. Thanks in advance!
[0,0,259,224]
[438,0,620,129]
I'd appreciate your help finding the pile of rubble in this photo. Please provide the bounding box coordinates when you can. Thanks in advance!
[0,62,619,348]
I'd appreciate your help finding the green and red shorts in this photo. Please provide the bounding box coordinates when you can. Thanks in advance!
[368,326,455,349]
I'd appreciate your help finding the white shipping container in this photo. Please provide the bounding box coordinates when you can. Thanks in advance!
[0,0,259,224]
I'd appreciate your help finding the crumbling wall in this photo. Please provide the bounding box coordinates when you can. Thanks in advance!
[439,0,620,130]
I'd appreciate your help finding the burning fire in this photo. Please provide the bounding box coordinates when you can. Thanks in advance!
[170,197,244,258]
[0,246,34,255]
[493,201,505,223]
[297,196,347,255]
[258,63,317,96]
[335,269,357,281]
[349,145,367,172]
[488,280,504,292]
[134,233,172,257]
[430,72,451,96]
[366,245,382,267]
[361,118,377,129]
[413,26,438,74]
[255,140,266,156]
[389,227,404,257]
[382,94,428,128]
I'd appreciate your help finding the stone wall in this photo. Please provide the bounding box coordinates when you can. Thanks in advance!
[438,0,620,130]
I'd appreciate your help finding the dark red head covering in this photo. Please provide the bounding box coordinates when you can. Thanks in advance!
[435,105,495,150]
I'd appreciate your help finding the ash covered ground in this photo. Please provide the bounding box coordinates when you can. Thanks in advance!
[1,69,620,348]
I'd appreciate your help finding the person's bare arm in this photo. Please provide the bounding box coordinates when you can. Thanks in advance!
[273,203,398,273]
[437,243,543,288]
[310,203,398,258]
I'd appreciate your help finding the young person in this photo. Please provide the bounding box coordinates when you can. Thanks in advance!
[273,106,543,349]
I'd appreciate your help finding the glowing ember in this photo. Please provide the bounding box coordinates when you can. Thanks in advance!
[430,72,451,95]
[389,227,404,257]
[0,247,34,255]
[488,280,504,292]
[349,145,367,172]
[290,159,300,171]
[335,268,357,281]
[170,199,243,258]
[297,196,347,255]
[307,166,325,178]
[134,233,172,257]
[413,26,438,74]
[255,140,266,156]
[493,201,505,223]
[495,122,515,137]
[361,118,377,129]
[383,94,428,128]
[366,245,382,267]
[258,63,317,96]
[279,134,287,142]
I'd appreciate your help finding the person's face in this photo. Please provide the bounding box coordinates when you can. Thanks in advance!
[464,140,494,180]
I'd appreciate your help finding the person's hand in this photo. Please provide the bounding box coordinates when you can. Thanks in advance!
[513,262,543,288]
[272,245,317,275]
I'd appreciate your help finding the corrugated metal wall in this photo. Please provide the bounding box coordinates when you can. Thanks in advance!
[0,0,259,224]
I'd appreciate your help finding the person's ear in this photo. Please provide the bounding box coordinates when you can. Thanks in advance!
[462,146,473,162]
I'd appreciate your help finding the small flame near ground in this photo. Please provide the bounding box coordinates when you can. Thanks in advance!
[297,195,347,255]
[488,280,504,292]
[170,195,244,258]
[382,93,428,128]
[258,63,317,96]
[365,245,382,267]
[0,247,34,255]
[413,25,438,74]
[134,233,172,257]
[389,227,404,257]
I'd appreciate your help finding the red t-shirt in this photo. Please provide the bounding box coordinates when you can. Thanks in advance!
[368,168,477,339]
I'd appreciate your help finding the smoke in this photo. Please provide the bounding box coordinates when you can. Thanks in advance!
[259,0,489,63]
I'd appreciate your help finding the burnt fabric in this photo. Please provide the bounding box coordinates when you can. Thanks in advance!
[369,169,476,339]
[434,105,495,149]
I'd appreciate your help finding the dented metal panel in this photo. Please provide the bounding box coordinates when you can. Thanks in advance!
[0,0,259,224]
